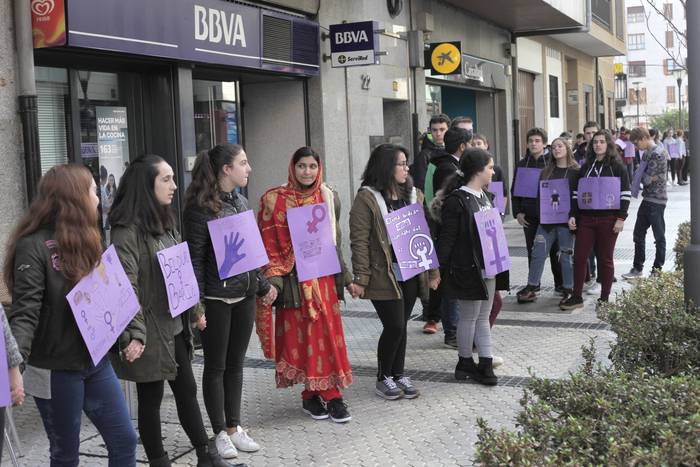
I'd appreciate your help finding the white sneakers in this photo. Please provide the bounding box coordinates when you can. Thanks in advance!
[215,426,260,459]
[473,354,505,368]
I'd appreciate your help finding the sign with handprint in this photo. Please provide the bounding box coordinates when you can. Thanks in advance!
[287,203,342,282]
[157,242,200,317]
[66,245,141,365]
[512,167,542,198]
[474,208,511,277]
[539,178,570,225]
[486,181,506,215]
[207,210,269,280]
[577,177,620,210]
[383,203,439,281]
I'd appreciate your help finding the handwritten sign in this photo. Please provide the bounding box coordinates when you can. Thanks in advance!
[577,176,621,210]
[287,204,342,282]
[383,203,439,281]
[67,245,141,365]
[207,210,269,280]
[539,178,570,225]
[0,316,10,407]
[486,181,506,215]
[474,208,511,277]
[513,167,541,198]
[157,242,200,317]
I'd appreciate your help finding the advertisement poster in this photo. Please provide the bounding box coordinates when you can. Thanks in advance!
[287,204,341,282]
[31,0,66,48]
[383,203,439,281]
[96,107,130,232]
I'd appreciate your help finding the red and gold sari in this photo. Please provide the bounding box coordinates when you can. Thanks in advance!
[256,159,352,395]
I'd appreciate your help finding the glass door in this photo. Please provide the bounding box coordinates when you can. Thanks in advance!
[193,80,241,153]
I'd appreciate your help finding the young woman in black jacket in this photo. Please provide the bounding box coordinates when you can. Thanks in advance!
[436,149,508,386]
[184,144,277,459]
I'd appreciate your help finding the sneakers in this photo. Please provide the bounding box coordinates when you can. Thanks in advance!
[516,285,538,303]
[302,395,329,420]
[492,355,504,368]
[215,431,238,459]
[622,268,643,280]
[395,376,420,399]
[327,398,352,423]
[455,356,478,380]
[423,320,438,334]
[230,426,260,453]
[559,295,584,311]
[444,335,458,349]
[375,376,403,400]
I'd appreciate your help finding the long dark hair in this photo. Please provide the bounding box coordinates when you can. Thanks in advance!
[108,154,175,236]
[442,148,493,195]
[4,164,102,288]
[185,144,245,213]
[585,129,622,167]
[360,143,414,200]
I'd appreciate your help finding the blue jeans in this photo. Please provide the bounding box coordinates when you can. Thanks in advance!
[441,298,460,339]
[34,357,137,467]
[527,225,574,289]
[633,200,666,271]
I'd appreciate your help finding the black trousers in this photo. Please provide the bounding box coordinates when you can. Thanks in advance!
[136,332,209,461]
[371,277,419,380]
[524,221,563,287]
[201,296,256,434]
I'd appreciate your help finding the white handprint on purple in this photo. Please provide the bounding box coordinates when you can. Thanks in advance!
[218,231,247,278]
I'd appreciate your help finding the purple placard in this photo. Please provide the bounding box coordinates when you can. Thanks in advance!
[513,167,542,198]
[0,318,9,408]
[67,245,141,365]
[486,181,506,214]
[631,160,648,198]
[669,142,680,158]
[157,242,200,318]
[624,141,636,159]
[287,203,342,282]
[383,203,439,281]
[615,138,626,150]
[474,208,511,277]
[577,177,621,210]
[207,210,269,280]
[539,178,571,225]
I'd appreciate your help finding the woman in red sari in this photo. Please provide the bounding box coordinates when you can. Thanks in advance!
[257,147,353,423]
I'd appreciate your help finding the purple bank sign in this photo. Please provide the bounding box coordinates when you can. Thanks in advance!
[65,0,319,75]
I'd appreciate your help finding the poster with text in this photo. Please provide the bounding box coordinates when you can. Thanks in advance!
[383,203,439,281]
[157,242,200,317]
[96,107,130,231]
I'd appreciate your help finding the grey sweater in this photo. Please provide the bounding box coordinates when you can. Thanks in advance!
[642,143,668,205]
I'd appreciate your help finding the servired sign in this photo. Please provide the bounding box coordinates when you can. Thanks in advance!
[329,21,379,68]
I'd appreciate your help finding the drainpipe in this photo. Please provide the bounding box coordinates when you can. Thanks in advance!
[14,0,41,201]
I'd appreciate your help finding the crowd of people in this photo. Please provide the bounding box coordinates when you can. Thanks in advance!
[0,111,685,466]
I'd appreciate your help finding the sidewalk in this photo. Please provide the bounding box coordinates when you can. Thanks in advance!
[4,184,689,466]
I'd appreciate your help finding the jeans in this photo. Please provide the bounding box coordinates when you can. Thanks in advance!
[441,298,460,339]
[527,225,574,289]
[34,357,137,467]
[523,220,563,287]
[633,200,666,271]
[201,296,256,434]
[573,215,619,300]
[371,277,419,379]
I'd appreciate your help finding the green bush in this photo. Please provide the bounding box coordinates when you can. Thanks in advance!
[476,370,700,466]
[674,221,691,271]
[597,271,700,377]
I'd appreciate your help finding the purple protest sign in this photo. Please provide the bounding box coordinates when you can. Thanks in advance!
[539,178,571,225]
[474,208,511,277]
[67,245,141,365]
[383,203,439,281]
[624,141,636,159]
[207,210,269,280]
[669,142,680,158]
[157,242,200,318]
[0,319,10,407]
[287,203,342,282]
[513,167,542,198]
[615,138,626,150]
[486,181,506,214]
[577,177,621,210]
[631,160,648,198]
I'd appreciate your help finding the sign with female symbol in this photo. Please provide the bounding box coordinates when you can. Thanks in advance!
[66,245,141,365]
[287,203,341,282]
[539,178,570,225]
[474,208,511,277]
[577,176,621,210]
[383,203,439,281]
[208,210,269,280]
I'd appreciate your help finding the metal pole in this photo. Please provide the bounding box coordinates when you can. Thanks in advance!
[678,77,683,130]
[684,0,700,306]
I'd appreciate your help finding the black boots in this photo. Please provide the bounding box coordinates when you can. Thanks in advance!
[455,356,478,380]
[149,454,172,467]
[196,442,247,467]
[475,357,498,386]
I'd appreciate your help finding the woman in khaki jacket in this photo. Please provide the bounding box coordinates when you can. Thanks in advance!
[349,144,440,400]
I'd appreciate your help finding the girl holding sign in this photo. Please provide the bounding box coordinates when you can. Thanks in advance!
[109,155,234,467]
[349,144,440,400]
[517,137,580,305]
[185,144,276,459]
[257,147,353,423]
[561,130,631,310]
[4,164,138,466]
[435,149,509,386]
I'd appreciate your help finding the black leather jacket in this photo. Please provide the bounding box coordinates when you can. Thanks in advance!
[183,191,271,300]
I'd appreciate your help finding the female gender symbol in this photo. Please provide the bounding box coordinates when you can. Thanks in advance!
[306,205,327,233]
[104,311,115,332]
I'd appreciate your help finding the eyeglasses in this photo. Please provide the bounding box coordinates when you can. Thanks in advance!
[395,162,409,167]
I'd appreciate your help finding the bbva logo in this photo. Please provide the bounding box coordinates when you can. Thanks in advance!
[194,5,247,47]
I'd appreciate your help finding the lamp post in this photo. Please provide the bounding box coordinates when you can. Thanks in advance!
[673,69,683,130]
[632,81,641,127]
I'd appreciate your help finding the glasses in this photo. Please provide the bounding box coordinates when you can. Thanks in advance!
[395,162,409,167]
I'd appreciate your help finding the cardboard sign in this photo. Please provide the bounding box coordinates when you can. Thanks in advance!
[631,160,648,198]
[539,178,571,225]
[577,177,621,210]
[287,203,342,282]
[156,242,200,317]
[207,210,269,280]
[67,245,141,365]
[513,167,542,198]
[383,203,439,281]
[474,208,511,277]
[486,181,506,215]
[0,317,10,408]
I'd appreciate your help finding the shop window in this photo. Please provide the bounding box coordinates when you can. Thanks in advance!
[549,75,560,118]
[36,66,70,174]
[193,80,240,153]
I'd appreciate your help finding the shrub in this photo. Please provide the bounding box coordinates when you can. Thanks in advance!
[674,221,691,271]
[597,271,700,377]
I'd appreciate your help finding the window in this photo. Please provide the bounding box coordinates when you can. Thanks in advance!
[593,0,612,29]
[664,59,681,75]
[36,67,71,175]
[628,33,645,50]
[663,3,673,19]
[628,87,647,105]
[192,79,240,153]
[627,6,645,23]
[666,30,674,48]
[549,75,560,118]
[628,60,647,77]
[667,86,676,103]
